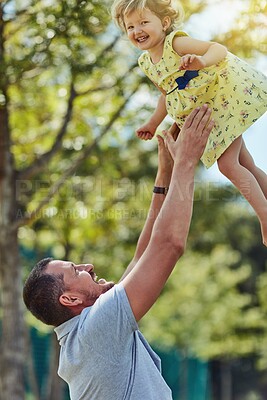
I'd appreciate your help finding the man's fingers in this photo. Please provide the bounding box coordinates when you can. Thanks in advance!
[190,105,212,131]
[196,108,213,133]
[156,134,165,147]
[164,128,175,143]
[197,118,215,157]
[163,129,175,152]
[203,118,215,136]
[183,107,201,129]
[168,122,180,141]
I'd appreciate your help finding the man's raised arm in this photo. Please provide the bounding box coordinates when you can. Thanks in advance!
[120,122,179,282]
[122,105,214,321]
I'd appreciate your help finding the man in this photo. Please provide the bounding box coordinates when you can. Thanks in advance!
[23,105,214,400]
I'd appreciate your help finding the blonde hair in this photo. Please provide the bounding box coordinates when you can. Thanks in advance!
[111,0,184,34]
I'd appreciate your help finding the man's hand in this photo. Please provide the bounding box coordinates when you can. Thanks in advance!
[156,123,180,183]
[165,104,214,167]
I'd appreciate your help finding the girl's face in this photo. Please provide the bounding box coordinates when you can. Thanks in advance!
[124,8,170,54]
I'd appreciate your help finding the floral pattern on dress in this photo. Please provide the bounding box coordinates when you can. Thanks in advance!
[138,30,267,168]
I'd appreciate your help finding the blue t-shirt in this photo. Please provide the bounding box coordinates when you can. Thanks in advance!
[54,283,173,399]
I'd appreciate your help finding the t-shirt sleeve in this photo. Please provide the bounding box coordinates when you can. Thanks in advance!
[80,283,138,363]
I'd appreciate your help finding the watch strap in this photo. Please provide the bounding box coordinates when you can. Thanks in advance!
[153,186,169,195]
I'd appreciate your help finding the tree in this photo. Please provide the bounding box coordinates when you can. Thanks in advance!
[0,0,140,398]
[1,0,266,398]
[214,0,267,57]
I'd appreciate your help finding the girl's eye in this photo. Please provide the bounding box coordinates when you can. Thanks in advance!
[127,25,134,30]
[141,20,148,25]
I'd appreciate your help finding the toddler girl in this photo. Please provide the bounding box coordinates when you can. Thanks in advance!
[112,0,267,245]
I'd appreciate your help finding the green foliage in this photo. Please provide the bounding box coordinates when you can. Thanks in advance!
[214,0,267,57]
[140,245,264,359]
[256,273,267,369]
[4,0,266,368]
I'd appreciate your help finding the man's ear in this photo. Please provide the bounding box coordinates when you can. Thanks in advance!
[59,293,83,307]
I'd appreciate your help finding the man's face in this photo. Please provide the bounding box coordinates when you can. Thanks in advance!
[46,260,115,308]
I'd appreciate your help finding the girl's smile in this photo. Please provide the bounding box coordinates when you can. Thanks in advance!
[124,8,170,62]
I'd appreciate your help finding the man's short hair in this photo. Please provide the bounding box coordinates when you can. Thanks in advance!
[23,258,74,326]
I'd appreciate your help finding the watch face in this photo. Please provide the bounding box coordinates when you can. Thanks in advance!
[153,187,168,194]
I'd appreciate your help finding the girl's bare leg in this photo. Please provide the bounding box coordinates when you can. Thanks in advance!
[217,136,267,246]
[239,139,267,199]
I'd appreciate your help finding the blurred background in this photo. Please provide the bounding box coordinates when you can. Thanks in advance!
[0,0,267,399]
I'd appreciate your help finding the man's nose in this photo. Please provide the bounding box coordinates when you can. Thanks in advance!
[76,264,94,272]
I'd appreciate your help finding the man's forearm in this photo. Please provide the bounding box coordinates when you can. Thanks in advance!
[152,159,195,257]
[120,171,169,281]
[135,171,170,259]
[120,131,174,282]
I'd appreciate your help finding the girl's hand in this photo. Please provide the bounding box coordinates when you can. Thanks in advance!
[179,54,207,71]
[136,121,157,141]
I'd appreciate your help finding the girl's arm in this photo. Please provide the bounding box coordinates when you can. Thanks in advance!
[173,36,227,70]
[148,93,167,129]
[136,93,167,140]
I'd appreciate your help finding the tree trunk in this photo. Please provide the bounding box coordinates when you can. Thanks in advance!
[0,16,25,395]
[0,152,25,400]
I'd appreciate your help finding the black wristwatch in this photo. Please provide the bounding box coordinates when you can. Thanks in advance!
[153,186,169,195]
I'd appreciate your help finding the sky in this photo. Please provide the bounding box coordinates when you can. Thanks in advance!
[185,0,267,183]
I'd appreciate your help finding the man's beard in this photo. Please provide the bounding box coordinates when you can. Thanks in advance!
[100,281,115,294]
[83,281,115,303]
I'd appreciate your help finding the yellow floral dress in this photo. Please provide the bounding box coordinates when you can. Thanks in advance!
[138,30,267,168]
